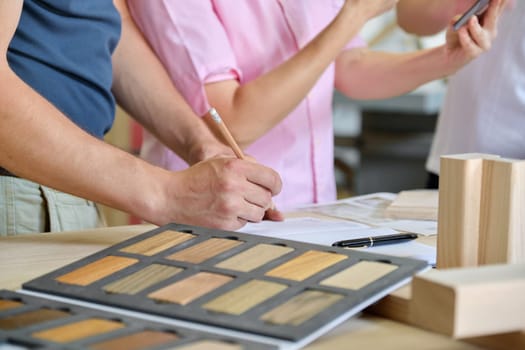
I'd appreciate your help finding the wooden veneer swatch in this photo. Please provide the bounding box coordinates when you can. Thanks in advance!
[170,340,242,350]
[320,261,398,290]
[0,309,70,330]
[103,264,183,295]
[90,330,178,350]
[260,290,344,326]
[120,230,195,256]
[148,272,233,305]
[166,238,243,264]
[32,318,124,343]
[203,280,287,315]
[265,250,347,281]
[56,256,138,286]
[0,299,23,311]
[215,244,294,272]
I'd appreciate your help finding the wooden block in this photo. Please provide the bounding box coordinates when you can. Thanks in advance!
[437,154,499,269]
[479,158,525,265]
[410,264,525,338]
[368,276,525,350]
[366,284,412,324]
[385,190,438,221]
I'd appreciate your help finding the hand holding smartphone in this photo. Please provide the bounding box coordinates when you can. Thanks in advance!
[453,0,490,31]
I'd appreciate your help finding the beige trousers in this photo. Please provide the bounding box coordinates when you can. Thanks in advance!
[0,176,105,236]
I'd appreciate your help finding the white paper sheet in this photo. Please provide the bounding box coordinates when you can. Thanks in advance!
[296,193,438,236]
[240,216,436,265]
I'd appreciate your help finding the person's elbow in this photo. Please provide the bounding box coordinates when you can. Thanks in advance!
[396,5,448,36]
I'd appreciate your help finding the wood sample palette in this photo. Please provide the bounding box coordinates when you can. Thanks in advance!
[0,290,273,350]
[21,223,427,348]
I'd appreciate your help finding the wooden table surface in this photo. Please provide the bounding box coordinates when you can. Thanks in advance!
[0,224,484,350]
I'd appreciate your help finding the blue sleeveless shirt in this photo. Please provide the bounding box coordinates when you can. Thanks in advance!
[7,0,121,138]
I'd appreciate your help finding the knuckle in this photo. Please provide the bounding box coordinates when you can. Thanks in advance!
[216,198,238,216]
[222,158,241,173]
[218,177,238,193]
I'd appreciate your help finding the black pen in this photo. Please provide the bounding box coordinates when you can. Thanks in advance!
[332,233,418,248]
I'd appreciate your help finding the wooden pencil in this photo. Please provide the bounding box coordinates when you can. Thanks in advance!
[208,108,245,160]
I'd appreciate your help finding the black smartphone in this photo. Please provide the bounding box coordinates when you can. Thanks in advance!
[453,0,490,31]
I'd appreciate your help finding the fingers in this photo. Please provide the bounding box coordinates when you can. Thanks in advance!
[174,158,282,230]
[481,0,504,37]
[263,207,285,222]
[229,205,286,231]
[466,16,492,52]
[240,160,283,196]
[452,9,497,60]
[219,159,282,225]
[237,203,285,226]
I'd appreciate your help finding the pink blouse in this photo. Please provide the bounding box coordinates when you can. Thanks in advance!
[129,0,365,210]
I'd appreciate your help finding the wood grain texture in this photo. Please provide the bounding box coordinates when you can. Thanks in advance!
[0,224,155,291]
[32,318,124,343]
[260,290,344,326]
[0,308,70,330]
[265,250,347,281]
[202,280,287,315]
[56,256,138,286]
[119,230,195,256]
[215,244,294,272]
[437,154,498,269]
[411,264,525,338]
[479,159,525,265]
[89,330,178,350]
[166,238,243,264]
[148,272,233,305]
[0,299,23,311]
[320,261,398,290]
[103,264,183,295]
[1,225,498,350]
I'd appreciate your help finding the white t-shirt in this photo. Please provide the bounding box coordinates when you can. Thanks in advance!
[426,3,525,174]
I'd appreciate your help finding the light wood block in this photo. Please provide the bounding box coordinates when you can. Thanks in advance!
[367,283,413,324]
[368,275,525,349]
[437,154,498,269]
[410,264,525,338]
[479,158,525,265]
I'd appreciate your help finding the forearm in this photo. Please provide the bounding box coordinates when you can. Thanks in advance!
[207,1,377,148]
[0,69,170,221]
[0,0,165,220]
[396,0,459,35]
[114,0,223,164]
[339,0,501,101]
[335,47,453,100]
